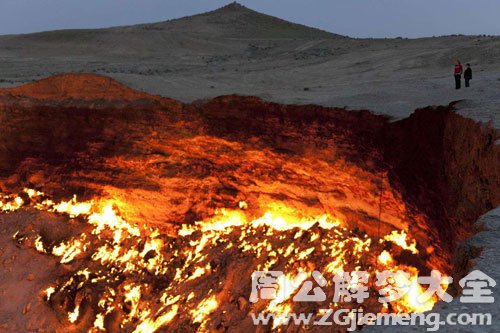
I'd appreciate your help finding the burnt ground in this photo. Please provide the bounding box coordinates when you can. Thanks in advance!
[0,74,498,332]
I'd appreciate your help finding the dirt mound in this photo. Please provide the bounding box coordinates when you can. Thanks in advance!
[0,73,179,107]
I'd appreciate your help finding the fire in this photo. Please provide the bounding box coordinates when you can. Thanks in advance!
[383,230,419,254]
[0,189,449,331]
[378,250,394,265]
[383,268,436,313]
[34,236,47,254]
[250,202,342,231]
[191,295,219,324]
[44,286,56,301]
[0,194,24,212]
[52,236,87,264]
[50,195,93,218]
[123,284,142,323]
[68,304,80,324]
[132,305,179,333]
[93,313,105,331]
[265,271,309,328]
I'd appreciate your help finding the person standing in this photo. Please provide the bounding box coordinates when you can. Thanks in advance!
[454,60,463,89]
[464,63,472,87]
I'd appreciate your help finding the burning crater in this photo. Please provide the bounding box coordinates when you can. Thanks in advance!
[0,74,498,332]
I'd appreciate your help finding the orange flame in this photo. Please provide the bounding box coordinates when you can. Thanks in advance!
[0,189,448,331]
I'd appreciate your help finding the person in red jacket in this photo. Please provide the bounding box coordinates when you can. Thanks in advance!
[454,60,463,89]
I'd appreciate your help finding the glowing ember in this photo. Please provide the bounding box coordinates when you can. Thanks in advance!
[68,304,80,323]
[44,286,56,301]
[0,194,24,212]
[191,295,219,324]
[383,230,419,254]
[50,195,93,218]
[378,250,394,265]
[0,189,448,331]
[52,236,87,264]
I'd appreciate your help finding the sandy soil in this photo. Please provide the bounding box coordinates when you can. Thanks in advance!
[0,3,498,127]
[0,210,61,332]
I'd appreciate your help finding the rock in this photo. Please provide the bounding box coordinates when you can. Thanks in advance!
[23,302,32,314]
[237,297,248,311]
[26,273,35,281]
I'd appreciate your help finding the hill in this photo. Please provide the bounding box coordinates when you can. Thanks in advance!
[0,2,342,58]
[0,2,499,126]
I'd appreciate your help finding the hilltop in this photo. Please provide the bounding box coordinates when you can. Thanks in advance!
[141,2,340,39]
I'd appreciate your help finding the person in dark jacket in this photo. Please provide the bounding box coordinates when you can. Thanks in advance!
[464,64,472,87]
[454,60,463,89]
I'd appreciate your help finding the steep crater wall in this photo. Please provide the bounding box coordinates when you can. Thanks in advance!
[0,74,498,332]
[0,75,498,258]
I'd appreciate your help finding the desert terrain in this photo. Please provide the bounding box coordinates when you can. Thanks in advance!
[0,2,499,333]
[0,2,499,127]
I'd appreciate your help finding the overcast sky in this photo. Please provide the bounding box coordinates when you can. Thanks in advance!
[0,0,499,37]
